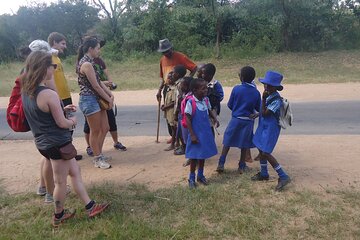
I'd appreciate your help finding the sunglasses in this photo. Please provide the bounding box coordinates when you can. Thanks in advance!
[50,63,57,69]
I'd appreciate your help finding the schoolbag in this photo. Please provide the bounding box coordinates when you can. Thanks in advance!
[6,76,30,132]
[279,98,293,129]
[180,95,209,128]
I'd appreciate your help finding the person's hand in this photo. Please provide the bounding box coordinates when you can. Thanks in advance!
[190,134,199,144]
[214,119,220,128]
[103,81,112,88]
[64,104,77,113]
[161,105,165,111]
[156,90,162,102]
[68,116,77,125]
[249,113,259,119]
[108,98,114,109]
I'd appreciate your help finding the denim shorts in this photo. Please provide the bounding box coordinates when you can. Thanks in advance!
[79,95,101,116]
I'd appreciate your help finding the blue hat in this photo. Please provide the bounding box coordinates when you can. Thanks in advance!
[259,70,283,91]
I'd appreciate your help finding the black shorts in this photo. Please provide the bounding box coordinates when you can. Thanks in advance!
[83,109,117,134]
[38,142,71,160]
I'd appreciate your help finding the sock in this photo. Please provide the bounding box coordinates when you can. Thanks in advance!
[239,161,247,170]
[273,164,288,180]
[260,160,269,177]
[198,168,204,178]
[85,200,95,210]
[54,209,64,219]
[189,172,196,182]
[218,155,226,166]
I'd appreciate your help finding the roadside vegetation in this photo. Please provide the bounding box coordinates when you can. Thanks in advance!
[1,49,360,97]
[1,171,360,239]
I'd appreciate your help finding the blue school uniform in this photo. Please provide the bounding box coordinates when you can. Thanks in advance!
[185,96,217,159]
[207,80,224,115]
[223,83,261,148]
[253,92,282,154]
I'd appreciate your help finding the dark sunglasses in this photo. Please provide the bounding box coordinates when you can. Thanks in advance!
[50,64,57,69]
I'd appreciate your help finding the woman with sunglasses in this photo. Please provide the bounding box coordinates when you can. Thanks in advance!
[22,51,109,227]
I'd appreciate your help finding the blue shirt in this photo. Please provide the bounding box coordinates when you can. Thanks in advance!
[207,80,224,115]
[227,83,261,119]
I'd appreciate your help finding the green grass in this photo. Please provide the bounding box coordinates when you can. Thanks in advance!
[1,173,360,239]
[1,50,360,97]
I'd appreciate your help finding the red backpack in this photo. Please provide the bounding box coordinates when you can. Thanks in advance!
[180,95,209,128]
[7,76,30,132]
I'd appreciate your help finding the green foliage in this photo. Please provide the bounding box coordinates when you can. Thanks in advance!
[1,0,360,62]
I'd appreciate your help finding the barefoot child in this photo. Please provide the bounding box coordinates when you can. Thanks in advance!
[162,65,186,151]
[251,70,291,191]
[216,66,261,173]
[185,78,219,188]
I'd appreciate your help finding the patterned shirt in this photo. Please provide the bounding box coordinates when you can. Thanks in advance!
[77,55,101,96]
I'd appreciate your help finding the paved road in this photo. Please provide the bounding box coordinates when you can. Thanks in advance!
[1,101,359,140]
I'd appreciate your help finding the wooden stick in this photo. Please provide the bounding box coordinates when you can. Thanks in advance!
[156,98,161,143]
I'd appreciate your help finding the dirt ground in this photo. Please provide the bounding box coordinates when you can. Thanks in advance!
[0,83,359,194]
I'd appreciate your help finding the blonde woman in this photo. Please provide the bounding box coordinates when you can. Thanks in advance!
[77,37,114,169]
[22,51,109,227]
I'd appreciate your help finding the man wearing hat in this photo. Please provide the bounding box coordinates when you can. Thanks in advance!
[156,38,197,101]
[156,39,198,139]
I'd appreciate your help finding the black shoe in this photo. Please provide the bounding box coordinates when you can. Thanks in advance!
[251,172,269,181]
[188,179,197,189]
[197,176,209,185]
[275,177,291,191]
[75,155,83,161]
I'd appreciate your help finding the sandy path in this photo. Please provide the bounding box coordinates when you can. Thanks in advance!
[0,83,359,194]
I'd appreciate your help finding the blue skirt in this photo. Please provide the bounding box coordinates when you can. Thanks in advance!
[223,117,255,148]
[185,108,217,160]
[253,115,280,154]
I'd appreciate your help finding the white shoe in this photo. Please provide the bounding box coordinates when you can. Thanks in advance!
[100,154,112,162]
[94,157,111,169]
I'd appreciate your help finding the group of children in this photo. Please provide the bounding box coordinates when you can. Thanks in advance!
[161,64,291,192]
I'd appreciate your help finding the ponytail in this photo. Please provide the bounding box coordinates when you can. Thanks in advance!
[77,45,85,63]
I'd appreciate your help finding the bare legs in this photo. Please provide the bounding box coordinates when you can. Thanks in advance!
[86,110,109,156]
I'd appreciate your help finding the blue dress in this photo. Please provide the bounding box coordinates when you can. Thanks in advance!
[253,92,282,154]
[185,97,218,160]
[223,83,261,148]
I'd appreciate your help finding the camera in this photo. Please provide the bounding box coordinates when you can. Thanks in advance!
[110,83,117,90]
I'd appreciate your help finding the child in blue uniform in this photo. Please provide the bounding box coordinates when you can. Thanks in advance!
[185,78,219,189]
[251,70,291,191]
[216,66,261,173]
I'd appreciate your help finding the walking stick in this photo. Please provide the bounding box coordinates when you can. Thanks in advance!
[156,97,161,143]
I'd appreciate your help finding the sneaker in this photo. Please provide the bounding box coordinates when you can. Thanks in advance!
[86,146,94,156]
[216,165,224,173]
[251,172,270,181]
[238,166,252,174]
[197,176,209,185]
[44,193,54,203]
[75,155,83,161]
[174,146,185,155]
[188,179,197,189]
[36,186,46,196]
[52,209,76,227]
[87,202,110,218]
[114,142,127,151]
[94,157,111,169]
[100,154,112,162]
[275,177,291,191]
